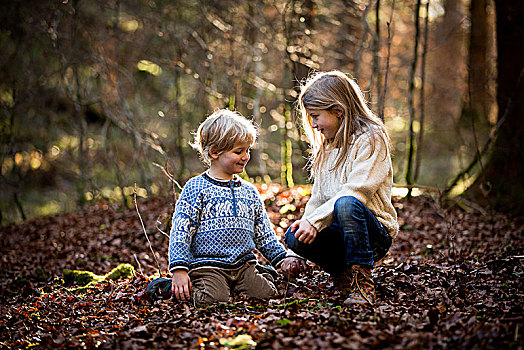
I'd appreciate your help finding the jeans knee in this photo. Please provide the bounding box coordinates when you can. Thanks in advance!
[285,228,298,249]
[334,196,364,218]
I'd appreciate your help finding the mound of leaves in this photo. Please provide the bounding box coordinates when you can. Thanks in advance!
[0,187,522,349]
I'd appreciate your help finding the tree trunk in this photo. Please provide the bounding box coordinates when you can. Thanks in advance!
[469,0,524,213]
[246,2,267,180]
[414,0,430,182]
[466,0,490,124]
[405,0,421,197]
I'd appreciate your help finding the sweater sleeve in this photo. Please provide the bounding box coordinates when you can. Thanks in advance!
[303,176,323,218]
[252,189,287,267]
[305,132,391,232]
[168,181,201,271]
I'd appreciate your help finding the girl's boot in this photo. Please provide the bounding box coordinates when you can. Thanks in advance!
[343,265,375,305]
[332,266,354,294]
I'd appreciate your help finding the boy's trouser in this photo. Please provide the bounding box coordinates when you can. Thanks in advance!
[285,196,392,276]
[146,262,278,304]
[190,261,277,304]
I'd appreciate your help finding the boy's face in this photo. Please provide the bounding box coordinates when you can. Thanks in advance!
[209,141,251,180]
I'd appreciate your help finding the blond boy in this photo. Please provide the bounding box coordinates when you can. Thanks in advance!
[158,109,300,304]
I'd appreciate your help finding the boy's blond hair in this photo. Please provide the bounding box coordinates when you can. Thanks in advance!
[190,109,258,166]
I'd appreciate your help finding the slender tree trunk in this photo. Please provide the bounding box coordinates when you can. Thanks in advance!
[71,0,88,206]
[14,192,26,221]
[173,68,186,181]
[414,0,429,182]
[405,0,421,196]
[281,0,314,186]
[247,3,266,179]
[281,105,294,188]
[373,0,381,104]
[379,0,395,120]
[354,0,373,80]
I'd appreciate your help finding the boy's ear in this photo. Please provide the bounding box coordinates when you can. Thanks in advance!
[209,146,220,159]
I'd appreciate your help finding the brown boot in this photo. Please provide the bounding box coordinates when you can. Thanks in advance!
[332,266,354,294]
[343,265,375,305]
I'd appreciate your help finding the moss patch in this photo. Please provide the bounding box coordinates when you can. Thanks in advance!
[63,263,135,292]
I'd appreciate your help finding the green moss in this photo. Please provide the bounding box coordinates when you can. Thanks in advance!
[63,269,103,286]
[63,263,135,291]
[104,263,135,280]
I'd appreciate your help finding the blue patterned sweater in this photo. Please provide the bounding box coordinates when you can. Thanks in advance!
[168,172,287,271]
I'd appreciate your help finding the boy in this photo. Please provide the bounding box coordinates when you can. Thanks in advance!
[149,109,301,304]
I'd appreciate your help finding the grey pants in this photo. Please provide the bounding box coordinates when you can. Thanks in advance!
[190,262,278,304]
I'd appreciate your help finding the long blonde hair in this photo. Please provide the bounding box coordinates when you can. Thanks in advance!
[298,70,388,176]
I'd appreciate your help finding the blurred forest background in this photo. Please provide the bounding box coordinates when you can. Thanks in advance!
[1,0,522,225]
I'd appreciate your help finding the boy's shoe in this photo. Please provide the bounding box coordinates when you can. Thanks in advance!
[145,277,172,299]
[255,264,279,280]
[343,265,375,305]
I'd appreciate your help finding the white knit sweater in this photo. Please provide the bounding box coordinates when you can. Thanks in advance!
[304,128,399,238]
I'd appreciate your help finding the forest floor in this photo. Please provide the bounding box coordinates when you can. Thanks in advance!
[0,186,523,349]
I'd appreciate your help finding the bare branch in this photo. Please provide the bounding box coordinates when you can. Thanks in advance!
[152,162,183,191]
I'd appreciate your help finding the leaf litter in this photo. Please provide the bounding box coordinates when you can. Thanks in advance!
[0,187,523,349]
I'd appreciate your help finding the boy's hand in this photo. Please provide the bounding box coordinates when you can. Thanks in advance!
[290,219,317,244]
[171,270,191,302]
[280,257,307,277]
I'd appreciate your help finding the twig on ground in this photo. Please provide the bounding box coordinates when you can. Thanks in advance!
[134,183,162,276]
[281,274,291,318]
[134,253,144,277]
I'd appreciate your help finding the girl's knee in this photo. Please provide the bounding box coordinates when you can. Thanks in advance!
[334,196,365,218]
[284,227,299,249]
[335,196,362,209]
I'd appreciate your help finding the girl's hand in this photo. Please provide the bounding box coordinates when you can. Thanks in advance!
[290,219,317,244]
[171,270,191,302]
[281,257,307,277]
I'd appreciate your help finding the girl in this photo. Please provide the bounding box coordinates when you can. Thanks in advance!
[283,71,399,305]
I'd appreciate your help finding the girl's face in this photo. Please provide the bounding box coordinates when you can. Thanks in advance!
[306,108,342,140]
[209,141,251,180]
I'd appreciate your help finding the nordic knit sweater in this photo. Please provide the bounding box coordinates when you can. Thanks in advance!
[168,172,287,272]
[304,128,399,238]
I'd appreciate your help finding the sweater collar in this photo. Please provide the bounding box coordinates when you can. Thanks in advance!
[202,171,242,187]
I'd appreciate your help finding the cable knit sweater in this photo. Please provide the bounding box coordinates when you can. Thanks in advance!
[168,172,287,272]
[304,128,399,238]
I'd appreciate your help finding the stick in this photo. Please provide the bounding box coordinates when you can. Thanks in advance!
[134,184,162,276]
[152,162,183,191]
[134,253,145,277]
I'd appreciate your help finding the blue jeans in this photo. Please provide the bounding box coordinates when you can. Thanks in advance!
[285,196,392,275]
